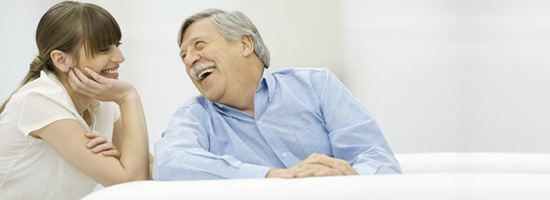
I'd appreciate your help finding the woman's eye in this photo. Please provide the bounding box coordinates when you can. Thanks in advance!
[100,43,121,53]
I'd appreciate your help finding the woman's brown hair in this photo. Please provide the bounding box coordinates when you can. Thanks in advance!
[0,1,121,113]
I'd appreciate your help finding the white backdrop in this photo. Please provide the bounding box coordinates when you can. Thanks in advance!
[1,0,549,154]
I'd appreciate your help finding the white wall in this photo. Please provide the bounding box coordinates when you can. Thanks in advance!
[1,0,549,154]
[340,0,550,153]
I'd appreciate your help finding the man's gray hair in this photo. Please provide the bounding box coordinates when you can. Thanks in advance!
[177,9,270,68]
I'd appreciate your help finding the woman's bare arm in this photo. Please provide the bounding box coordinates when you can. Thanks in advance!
[30,67,150,186]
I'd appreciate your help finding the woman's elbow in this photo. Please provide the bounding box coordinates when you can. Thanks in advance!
[100,169,150,186]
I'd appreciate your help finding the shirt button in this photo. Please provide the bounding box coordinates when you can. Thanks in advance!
[282,152,288,157]
[257,120,263,125]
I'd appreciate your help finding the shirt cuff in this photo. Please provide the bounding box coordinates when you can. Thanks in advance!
[236,163,272,179]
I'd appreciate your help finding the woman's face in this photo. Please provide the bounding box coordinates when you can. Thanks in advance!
[75,43,125,80]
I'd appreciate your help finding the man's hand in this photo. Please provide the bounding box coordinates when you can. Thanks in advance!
[266,153,358,178]
[299,153,358,175]
[85,132,121,159]
[267,164,344,178]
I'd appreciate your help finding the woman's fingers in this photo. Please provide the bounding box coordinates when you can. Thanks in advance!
[84,133,120,159]
[90,141,121,159]
[86,133,107,149]
[102,149,121,159]
[68,68,86,92]
[74,68,102,90]
[69,68,99,97]
[83,67,107,85]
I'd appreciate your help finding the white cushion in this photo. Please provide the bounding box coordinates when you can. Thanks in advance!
[83,152,550,200]
[395,152,550,174]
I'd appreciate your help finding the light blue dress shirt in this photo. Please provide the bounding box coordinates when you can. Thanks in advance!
[154,68,401,180]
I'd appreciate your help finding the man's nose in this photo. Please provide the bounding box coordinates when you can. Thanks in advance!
[184,51,201,67]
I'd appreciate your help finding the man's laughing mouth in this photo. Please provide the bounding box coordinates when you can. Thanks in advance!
[191,61,216,81]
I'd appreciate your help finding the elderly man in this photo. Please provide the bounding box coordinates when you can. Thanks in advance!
[153,9,401,180]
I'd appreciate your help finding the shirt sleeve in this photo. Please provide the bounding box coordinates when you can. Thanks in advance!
[19,92,77,138]
[317,69,402,174]
[110,102,121,123]
[153,103,271,180]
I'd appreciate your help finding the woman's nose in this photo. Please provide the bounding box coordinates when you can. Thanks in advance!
[112,46,125,63]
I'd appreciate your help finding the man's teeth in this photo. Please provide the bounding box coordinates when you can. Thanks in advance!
[102,69,118,74]
[198,67,215,80]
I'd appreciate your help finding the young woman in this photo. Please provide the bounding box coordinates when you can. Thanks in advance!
[0,1,150,199]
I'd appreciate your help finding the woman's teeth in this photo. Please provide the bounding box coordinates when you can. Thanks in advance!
[102,69,118,74]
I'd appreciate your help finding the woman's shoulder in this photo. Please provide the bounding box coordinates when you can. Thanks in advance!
[6,71,79,128]
[14,70,69,103]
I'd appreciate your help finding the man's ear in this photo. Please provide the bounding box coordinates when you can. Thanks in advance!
[50,50,74,73]
[241,35,254,57]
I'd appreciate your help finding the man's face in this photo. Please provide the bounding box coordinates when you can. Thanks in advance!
[180,18,245,104]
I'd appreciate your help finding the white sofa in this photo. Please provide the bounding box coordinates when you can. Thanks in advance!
[83,152,550,200]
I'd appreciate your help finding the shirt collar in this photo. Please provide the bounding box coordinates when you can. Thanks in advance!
[259,68,276,102]
[212,68,276,112]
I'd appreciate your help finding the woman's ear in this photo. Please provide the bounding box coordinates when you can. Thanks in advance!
[241,35,254,57]
[50,50,74,73]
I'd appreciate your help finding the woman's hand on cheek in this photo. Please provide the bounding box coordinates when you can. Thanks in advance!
[68,67,135,104]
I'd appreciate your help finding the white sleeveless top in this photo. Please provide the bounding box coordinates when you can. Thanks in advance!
[0,70,120,200]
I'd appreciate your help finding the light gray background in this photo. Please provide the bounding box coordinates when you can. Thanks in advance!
[1,0,549,154]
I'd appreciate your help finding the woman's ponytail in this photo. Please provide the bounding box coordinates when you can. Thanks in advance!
[0,55,49,114]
